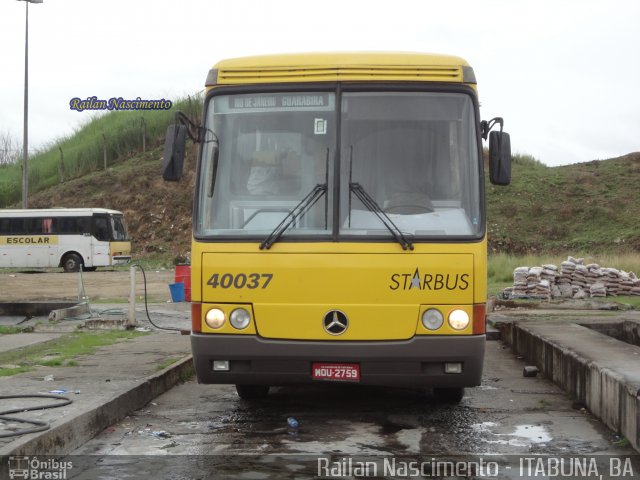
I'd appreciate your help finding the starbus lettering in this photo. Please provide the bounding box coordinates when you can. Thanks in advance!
[389,268,469,291]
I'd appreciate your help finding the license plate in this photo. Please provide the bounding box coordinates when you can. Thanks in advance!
[312,363,360,382]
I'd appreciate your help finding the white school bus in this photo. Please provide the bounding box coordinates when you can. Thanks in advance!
[0,208,131,272]
[163,52,511,402]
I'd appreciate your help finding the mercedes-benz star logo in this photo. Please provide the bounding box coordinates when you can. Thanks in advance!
[323,310,349,335]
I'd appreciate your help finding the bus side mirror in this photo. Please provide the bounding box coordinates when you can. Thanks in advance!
[489,131,511,186]
[163,124,187,181]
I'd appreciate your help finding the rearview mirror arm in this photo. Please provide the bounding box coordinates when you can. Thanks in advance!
[480,117,504,140]
[175,111,203,143]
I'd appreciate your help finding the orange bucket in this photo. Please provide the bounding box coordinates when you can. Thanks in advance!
[175,265,191,301]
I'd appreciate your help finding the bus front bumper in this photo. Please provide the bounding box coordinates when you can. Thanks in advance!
[191,333,484,388]
[112,255,132,265]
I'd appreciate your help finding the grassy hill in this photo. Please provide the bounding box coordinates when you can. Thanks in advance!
[24,148,640,264]
[2,103,639,265]
[0,95,201,207]
[487,152,640,254]
[27,145,197,264]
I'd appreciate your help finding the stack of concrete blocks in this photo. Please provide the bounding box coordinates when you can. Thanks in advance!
[505,256,640,299]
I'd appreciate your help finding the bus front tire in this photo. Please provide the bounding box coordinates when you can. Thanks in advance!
[235,384,270,400]
[62,253,83,273]
[433,387,464,403]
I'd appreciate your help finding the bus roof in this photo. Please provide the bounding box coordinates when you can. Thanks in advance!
[207,52,475,86]
[0,208,123,217]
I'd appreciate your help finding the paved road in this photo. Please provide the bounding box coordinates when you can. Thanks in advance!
[69,341,638,478]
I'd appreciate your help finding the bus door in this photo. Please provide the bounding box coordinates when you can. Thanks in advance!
[90,215,111,267]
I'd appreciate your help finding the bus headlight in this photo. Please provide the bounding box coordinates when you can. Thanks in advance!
[422,308,444,330]
[230,308,251,330]
[448,309,470,330]
[205,308,226,329]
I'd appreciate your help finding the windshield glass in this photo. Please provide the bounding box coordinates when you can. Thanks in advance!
[197,92,335,236]
[110,215,129,241]
[340,92,481,238]
[196,89,481,241]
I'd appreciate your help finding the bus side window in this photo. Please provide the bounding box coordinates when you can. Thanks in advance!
[9,218,25,234]
[25,218,43,234]
[59,218,75,234]
[43,218,54,234]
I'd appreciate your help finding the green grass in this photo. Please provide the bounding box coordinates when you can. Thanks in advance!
[0,94,202,207]
[179,364,195,383]
[0,330,146,377]
[602,296,640,309]
[156,357,181,371]
[612,437,631,448]
[487,153,640,254]
[0,326,30,335]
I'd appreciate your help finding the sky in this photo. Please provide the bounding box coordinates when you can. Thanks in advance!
[0,0,638,167]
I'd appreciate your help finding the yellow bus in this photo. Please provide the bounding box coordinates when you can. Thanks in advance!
[163,52,511,402]
[0,208,131,272]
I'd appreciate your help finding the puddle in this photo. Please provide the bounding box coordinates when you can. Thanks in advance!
[394,428,422,453]
[473,422,552,447]
[282,421,389,455]
[512,424,552,443]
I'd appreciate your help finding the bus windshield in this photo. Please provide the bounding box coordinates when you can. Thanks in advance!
[196,89,481,241]
[110,214,129,241]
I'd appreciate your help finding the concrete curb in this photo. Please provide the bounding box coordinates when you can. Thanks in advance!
[499,321,640,453]
[48,302,90,322]
[1,355,194,456]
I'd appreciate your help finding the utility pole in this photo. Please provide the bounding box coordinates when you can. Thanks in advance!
[19,0,44,208]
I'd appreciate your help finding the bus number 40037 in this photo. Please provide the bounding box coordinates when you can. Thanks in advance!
[206,273,273,289]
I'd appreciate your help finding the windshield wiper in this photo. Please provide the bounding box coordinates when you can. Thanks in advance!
[205,129,219,198]
[259,184,327,250]
[260,147,330,250]
[349,183,414,251]
[347,146,413,251]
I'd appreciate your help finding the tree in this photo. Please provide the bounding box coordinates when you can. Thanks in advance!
[0,130,21,166]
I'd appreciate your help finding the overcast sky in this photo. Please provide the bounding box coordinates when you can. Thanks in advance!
[0,0,638,166]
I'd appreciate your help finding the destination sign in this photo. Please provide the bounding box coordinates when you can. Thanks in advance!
[219,93,334,113]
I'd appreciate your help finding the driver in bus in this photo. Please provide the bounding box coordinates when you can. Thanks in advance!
[246,134,326,196]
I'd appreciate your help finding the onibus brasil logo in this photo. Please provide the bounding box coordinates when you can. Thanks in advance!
[8,456,72,479]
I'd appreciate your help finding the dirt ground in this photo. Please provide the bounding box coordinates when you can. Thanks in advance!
[0,269,176,303]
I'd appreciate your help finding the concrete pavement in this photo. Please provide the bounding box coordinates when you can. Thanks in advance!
[492,309,640,453]
[0,303,192,456]
[1,301,639,458]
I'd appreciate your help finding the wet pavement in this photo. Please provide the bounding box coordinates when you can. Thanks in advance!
[2,287,639,478]
[0,302,192,459]
[68,341,638,478]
